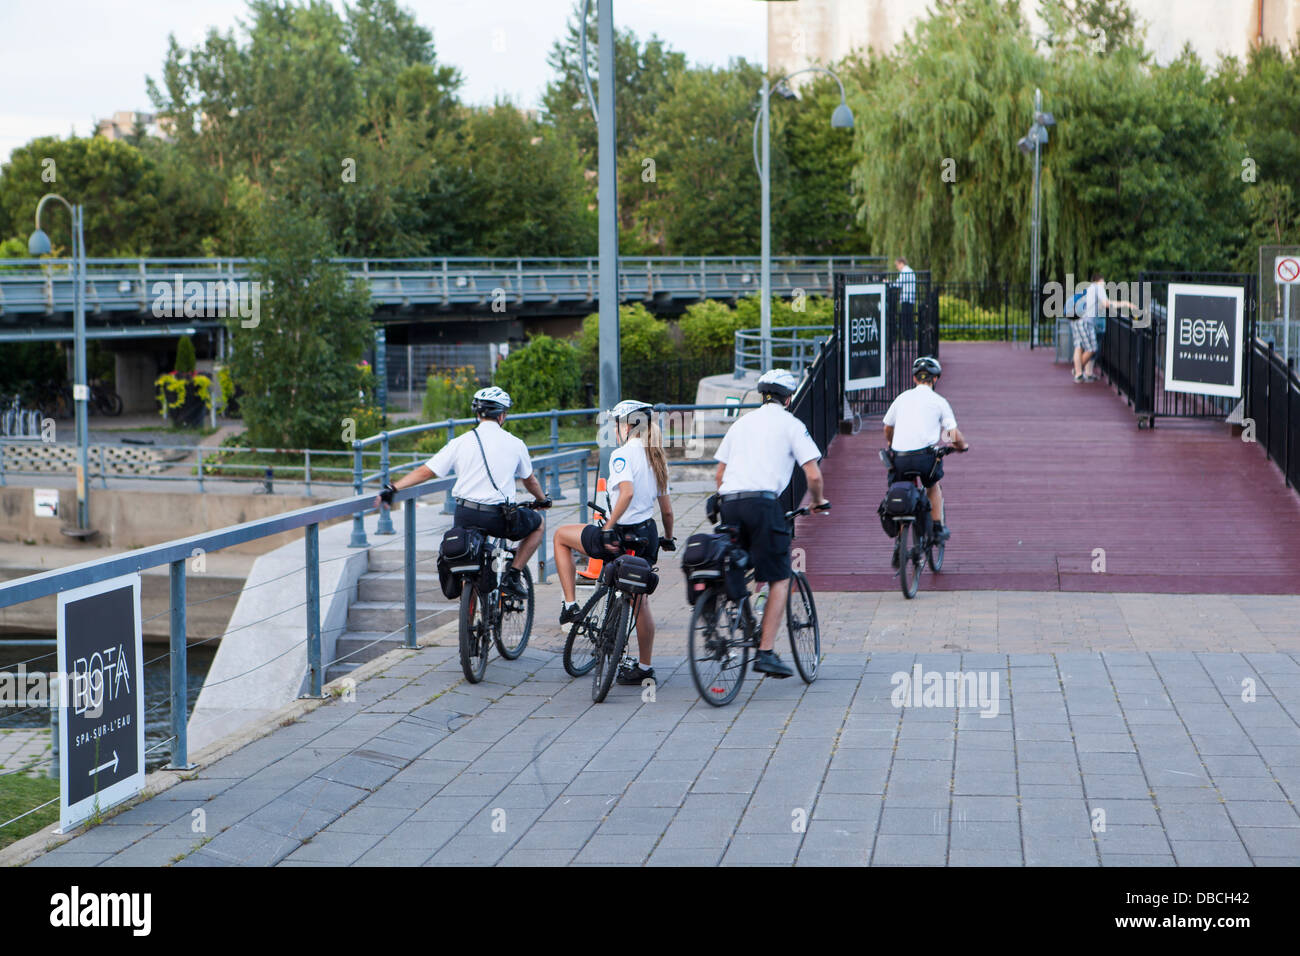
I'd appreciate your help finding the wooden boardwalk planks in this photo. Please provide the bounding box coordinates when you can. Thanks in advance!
[798,341,1300,594]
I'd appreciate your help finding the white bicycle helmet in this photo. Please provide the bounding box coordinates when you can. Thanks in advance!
[472,386,512,415]
[756,368,799,399]
[609,399,653,422]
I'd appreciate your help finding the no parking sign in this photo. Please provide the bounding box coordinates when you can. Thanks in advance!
[1275,256,1300,285]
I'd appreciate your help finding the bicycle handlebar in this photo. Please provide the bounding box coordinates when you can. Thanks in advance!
[786,501,831,520]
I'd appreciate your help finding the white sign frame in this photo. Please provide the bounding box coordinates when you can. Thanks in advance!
[844,282,888,391]
[33,488,59,519]
[1163,283,1244,399]
[56,572,145,832]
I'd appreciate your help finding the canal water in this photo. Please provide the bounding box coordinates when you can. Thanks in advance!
[0,637,216,772]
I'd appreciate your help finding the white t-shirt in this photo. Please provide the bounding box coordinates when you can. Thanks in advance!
[716,402,822,495]
[607,438,665,525]
[426,419,533,504]
[1078,281,1104,321]
[883,384,957,452]
[895,264,917,304]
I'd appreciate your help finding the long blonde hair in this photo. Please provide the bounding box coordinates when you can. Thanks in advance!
[621,418,669,494]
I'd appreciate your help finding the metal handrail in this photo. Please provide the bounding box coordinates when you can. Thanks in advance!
[0,447,592,772]
[734,325,834,376]
[347,401,762,545]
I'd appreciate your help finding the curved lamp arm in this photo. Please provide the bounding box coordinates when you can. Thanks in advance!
[30,193,77,260]
[752,66,853,181]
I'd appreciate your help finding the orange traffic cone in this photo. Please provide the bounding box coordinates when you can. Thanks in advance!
[578,476,608,581]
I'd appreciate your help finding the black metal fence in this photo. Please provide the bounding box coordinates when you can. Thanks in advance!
[834,271,940,418]
[933,280,1035,343]
[620,355,733,405]
[1096,272,1258,426]
[782,334,842,515]
[1248,339,1299,490]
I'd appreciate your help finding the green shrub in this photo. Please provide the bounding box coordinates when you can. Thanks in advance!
[174,335,197,375]
[422,365,477,421]
[576,303,671,381]
[493,334,582,412]
[679,299,745,358]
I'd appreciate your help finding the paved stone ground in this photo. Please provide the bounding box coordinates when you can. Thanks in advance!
[26,641,1300,867]
[0,729,50,775]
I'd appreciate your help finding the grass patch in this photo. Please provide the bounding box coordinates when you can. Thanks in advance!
[0,770,59,851]
[96,423,220,437]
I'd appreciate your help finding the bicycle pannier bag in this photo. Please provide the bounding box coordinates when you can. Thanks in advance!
[883,481,921,517]
[682,532,728,605]
[440,527,485,574]
[436,555,462,600]
[611,554,658,595]
[877,499,900,538]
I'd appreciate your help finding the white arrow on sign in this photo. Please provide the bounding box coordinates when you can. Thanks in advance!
[1276,256,1300,285]
[89,751,119,777]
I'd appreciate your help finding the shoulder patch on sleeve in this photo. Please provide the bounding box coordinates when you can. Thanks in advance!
[612,456,626,473]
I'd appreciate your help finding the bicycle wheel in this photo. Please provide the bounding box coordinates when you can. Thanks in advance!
[102,389,123,416]
[563,587,606,677]
[687,589,748,707]
[927,533,945,573]
[898,522,921,599]
[458,585,490,683]
[787,572,821,683]
[591,595,631,703]
[493,564,533,660]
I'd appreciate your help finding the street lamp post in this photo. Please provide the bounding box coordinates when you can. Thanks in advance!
[29,195,93,535]
[753,67,854,370]
[1017,89,1055,348]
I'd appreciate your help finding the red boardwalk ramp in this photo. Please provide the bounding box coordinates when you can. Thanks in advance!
[798,341,1300,594]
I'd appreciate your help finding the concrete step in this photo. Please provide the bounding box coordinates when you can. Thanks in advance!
[324,660,362,684]
[357,570,442,603]
[367,548,438,572]
[330,631,406,672]
[345,600,456,635]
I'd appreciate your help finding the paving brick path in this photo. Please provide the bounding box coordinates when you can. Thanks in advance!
[25,642,1300,867]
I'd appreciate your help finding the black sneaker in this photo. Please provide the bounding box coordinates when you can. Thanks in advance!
[933,523,951,542]
[559,602,583,626]
[616,659,655,685]
[501,568,527,598]
[753,649,793,678]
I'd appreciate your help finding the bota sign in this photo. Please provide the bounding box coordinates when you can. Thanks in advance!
[1163,284,1244,399]
[56,573,145,831]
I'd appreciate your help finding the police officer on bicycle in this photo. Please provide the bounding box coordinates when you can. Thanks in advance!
[713,369,829,678]
[882,356,968,545]
[377,386,550,598]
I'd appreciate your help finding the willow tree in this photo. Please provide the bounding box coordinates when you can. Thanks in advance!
[849,0,1045,281]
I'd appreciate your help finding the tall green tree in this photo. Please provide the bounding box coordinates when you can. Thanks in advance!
[227,201,373,448]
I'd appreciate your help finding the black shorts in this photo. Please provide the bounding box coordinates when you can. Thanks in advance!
[889,449,943,489]
[580,518,659,563]
[718,495,791,583]
[454,504,542,541]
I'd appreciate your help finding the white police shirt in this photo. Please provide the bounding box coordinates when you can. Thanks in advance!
[883,384,957,452]
[426,419,533,504]
[716,402,821,495]
[608,438,665,524]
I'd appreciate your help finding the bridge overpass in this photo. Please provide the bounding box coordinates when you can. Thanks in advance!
[0,255,883,342]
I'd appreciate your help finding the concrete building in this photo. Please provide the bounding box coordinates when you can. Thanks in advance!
[94,110,173,142]
[769,0,1300,75]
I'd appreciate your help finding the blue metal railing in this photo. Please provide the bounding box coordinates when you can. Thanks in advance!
[733,325,833,377]
[0,448,591,772]
[0,255,886,329]
[347,403,761,547]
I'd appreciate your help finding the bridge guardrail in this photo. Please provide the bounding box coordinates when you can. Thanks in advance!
[0,448,592,780]
[733,325,833,377]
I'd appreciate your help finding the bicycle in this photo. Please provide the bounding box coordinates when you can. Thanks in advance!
[562,518,659,703]
[684,503,829,707]
[879,444,966,599]
[452,500,548,684]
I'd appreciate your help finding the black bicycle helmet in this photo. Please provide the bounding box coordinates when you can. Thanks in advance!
[912,356,942,380]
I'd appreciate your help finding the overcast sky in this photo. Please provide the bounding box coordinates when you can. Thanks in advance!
[0,0,768,162]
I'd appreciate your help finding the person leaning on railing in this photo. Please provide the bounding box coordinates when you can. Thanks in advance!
[376,386,550,598]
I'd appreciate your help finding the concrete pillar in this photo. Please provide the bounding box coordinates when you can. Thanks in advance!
[115,350,160,415]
